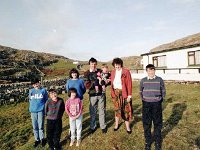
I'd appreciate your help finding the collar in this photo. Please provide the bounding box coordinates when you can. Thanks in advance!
[90,68,97,72]
[147,75,156,80]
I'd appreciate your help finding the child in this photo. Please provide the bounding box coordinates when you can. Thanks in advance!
[46,89,65,150]
[140,64,166,150]
[94,64,111,93]
[65,88,83,147]
[29,78,48,147]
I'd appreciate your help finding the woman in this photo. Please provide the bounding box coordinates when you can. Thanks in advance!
[110,58,133,134]
[66,68,86,100]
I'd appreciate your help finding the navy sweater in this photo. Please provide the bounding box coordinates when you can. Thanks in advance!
[140,76,166,102]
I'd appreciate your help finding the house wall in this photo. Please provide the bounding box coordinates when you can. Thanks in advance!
[142,46,200,69]
[139,46,200,81]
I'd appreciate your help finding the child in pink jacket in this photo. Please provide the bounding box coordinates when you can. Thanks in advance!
[65,87,83,147]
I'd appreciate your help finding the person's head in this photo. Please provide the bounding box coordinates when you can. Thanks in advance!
[48,89,57,101]
[88,57,97,71]
[101,64,109,73]
[69,68,79,79]
[31,78,40,89]
[146,64,156,78]
[68,87,77,99]
[112,58,123,71]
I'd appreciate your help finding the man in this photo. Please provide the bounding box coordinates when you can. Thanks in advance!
[140,64,166,150]
[84,57,107,134]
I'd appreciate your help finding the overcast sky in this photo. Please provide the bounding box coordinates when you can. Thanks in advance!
[0,0,200,61]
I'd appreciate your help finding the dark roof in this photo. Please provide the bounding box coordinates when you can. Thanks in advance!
[141,32,200,56]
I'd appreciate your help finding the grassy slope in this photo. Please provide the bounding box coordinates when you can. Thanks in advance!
[0,82,200,150]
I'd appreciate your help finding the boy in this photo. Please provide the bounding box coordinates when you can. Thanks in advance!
[29,78,48,147]
[46,89,65,150]
[140,64,166,150]
[94,64,111,94]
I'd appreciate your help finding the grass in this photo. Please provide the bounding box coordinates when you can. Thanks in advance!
[0,82,200,150]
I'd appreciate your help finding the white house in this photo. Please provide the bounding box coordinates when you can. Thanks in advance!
[132,33,200,82]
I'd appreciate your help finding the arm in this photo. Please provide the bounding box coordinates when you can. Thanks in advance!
[126,70,132,98]
[45,101,49,116]
[65,100,73,118]
[139,79,144,100]
[66,80,70,92]
[80,79,86,94]
[160,78,166,99]
[60,99,65,117]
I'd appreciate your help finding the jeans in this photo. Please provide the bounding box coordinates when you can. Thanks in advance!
[142,101,163,145]
[69,115,83,141]
[31,111,45,141]
[89,94,106,130]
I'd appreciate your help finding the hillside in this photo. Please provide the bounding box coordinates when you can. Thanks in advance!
[0,45,75,83]
[150,32,200,53]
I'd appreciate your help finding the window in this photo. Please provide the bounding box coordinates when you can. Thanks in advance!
[153,55,166,67]
[188,50,200,65]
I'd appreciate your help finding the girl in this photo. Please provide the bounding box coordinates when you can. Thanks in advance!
[65,88,83,147]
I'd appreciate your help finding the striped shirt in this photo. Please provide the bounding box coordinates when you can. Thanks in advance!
[140,76,166,102]
[45,97,65,120]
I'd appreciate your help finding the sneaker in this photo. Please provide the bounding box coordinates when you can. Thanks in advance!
[33,140,40,148]
[41,139,46,147]
[76,140,81,147]
[69,140,74,146]
[102,127,107,134]
[90,127,97,134]
[145,143,151,150]
[155,143,161,150]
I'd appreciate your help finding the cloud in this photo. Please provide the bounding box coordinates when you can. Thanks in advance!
[171,0,199,4]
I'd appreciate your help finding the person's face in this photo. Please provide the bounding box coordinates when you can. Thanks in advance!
[70,92,76,99]
[90,61,97,71]
[146,68,155,78]
[114,64,122,71]
[49,91,57,101]
[71,72,78,79]
[32,83,40,89]
[102,67,108,73]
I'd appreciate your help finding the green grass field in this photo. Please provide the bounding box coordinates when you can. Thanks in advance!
[0,82,200,150]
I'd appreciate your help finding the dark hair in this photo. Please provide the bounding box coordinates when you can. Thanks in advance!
[146,64,155,70]
[69,68,79,78]
[31,78,40,84]
[112,57,123,67]
[48,88,57,93]
[88,57,97,65]
[68,87,77,97]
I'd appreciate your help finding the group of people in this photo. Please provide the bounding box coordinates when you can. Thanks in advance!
[28,57,166,150]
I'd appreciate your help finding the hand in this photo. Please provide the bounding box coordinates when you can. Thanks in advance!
[127,97,132,103]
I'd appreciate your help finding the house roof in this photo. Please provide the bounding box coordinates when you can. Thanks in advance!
[141,32,200,56]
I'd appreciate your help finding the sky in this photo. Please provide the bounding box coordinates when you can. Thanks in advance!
[0,0,200,61]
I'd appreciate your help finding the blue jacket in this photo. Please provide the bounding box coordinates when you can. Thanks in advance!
[29,87,48,112]
[66,78,86,100]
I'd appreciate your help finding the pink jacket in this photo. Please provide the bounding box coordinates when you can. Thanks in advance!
[110,68,132,99]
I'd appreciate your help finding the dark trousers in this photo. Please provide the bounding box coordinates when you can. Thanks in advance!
[142,101,162,145]
[46,119,62,149]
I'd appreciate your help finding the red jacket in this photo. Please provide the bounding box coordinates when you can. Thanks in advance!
[110,68,132,99]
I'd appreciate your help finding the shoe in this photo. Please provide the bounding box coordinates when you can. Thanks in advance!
[49,147,55,150]
[113,126,119,131]
[69,140,75,146]
[33,140,40,148]
[155,143,162,150]
[41,139,46,147]
[90,127,97,134]
[102,127,107,134]
[126,130,132,134]
[76,140,81,147]
[145,143,151,150]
